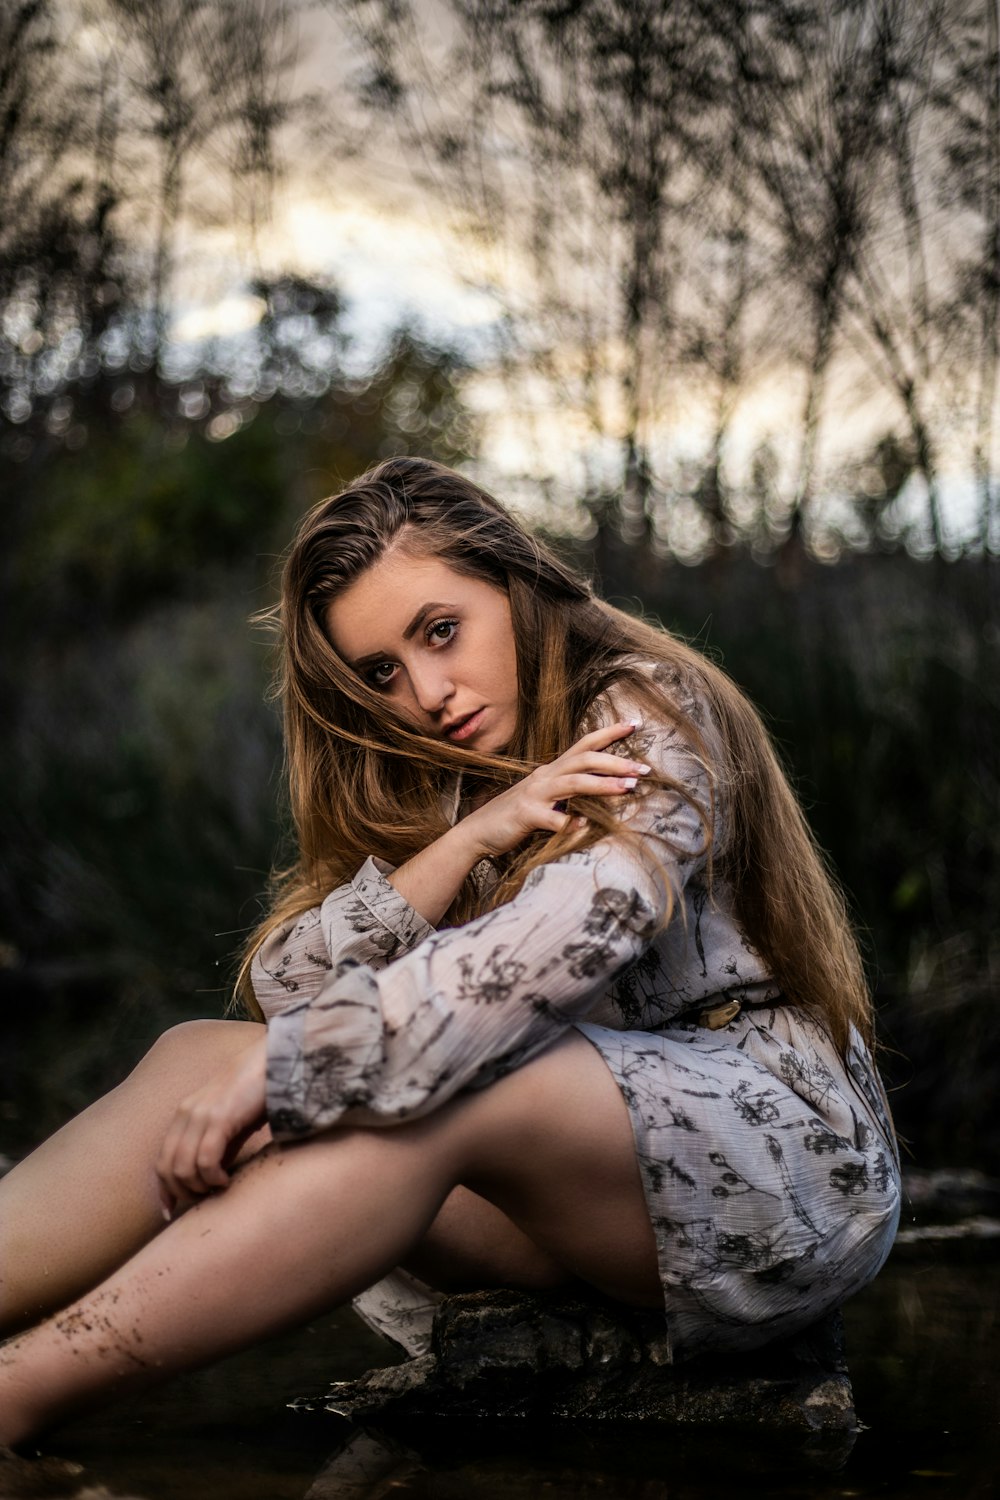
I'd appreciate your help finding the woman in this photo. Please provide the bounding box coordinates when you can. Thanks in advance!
[0,457,899,1446]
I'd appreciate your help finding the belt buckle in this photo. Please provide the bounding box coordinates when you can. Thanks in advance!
[700,998,741,1030]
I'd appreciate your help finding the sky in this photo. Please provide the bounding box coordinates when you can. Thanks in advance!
[161,1,985,555]
[169,4,492,361]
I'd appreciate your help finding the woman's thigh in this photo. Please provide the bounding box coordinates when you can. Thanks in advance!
[403,1185,573,1293]
[4,1020,660,1327]
[410,1031,662,1309]
[1,1019,270,1329]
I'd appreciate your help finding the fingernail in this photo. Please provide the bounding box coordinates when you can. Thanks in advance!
[622,776,638,789]
[633,763,651,774]
[162,1205,173,1223]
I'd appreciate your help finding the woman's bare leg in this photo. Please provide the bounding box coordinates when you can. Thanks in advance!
[0,1032,658,1446]
[401,1185,572,1292]
[0,1020,269,1334]
[0,1017,562,1331]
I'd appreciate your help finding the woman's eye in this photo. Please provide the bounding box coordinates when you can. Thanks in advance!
[368,662,396,687]
[428,619,458,644]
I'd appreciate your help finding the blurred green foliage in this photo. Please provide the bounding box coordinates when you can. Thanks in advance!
[5,324,476,621]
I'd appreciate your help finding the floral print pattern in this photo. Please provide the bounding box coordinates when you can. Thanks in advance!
[253,664,900,1360]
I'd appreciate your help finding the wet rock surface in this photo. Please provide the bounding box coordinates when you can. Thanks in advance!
[294,1288,856,1436]
[894,1168,1000,1258]
[0,1443,143,1499]
[19,1253,1000,1497]
[901,1167,1000,1220]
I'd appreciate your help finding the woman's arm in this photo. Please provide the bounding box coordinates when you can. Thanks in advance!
[265,683,717,1139]
[251,859,439,1019]
[160,679,715,1197]
[254,721,646,1016]
[386,719,646,925]
[161,716,642,1205]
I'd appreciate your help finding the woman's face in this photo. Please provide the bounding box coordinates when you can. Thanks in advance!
[325,548,520,753]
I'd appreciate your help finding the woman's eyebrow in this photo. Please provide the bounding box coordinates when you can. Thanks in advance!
[351,602,457,670]
[402,601,456,641]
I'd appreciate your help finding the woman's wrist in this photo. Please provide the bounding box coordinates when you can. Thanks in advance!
[386,818,489,926]
[445,807,491,865]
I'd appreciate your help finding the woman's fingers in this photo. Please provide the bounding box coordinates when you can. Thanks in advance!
[543,751,652,805]
[460,720,650,855]
[544,729,653,817]
[156,1039,268,1217]
[156,1108,222,1211]
[170,1107,232,1194]
[554,720,650,776]
[556,771,644,796]
[559,750,650,777]
[548,774,645,816]
[578,718,640,742]
[571,719,642,752]
[159,1124,230,1213]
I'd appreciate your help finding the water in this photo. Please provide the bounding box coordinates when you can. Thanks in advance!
[39,1251,998,1500]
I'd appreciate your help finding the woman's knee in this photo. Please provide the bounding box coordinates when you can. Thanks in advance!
[133,1019,264,1083]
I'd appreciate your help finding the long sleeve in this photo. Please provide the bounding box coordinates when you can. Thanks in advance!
[266,673,720,1139]
[251,856,437,1020]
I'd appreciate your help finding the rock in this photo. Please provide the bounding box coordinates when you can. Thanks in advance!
[901,1168,1000,1222]
[293,1288,856,1438]
[893,1169,1000,1261]
[0,1444,146,1499]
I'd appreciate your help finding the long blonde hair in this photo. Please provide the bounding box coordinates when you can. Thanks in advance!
[235,456,872,1053]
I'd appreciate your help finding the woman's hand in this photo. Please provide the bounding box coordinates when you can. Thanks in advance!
[156,1035,268,1218]
[460,719,649,859]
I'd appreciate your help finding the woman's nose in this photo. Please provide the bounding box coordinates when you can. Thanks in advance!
[409,662,454,715]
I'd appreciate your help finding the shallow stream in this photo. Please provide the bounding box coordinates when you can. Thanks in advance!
[42,1246,999,1500]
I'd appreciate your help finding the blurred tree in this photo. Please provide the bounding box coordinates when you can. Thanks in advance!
[357,323,478,462]
[106,0,300,368]
[0,0,308,459]
[0,2,61,226]
[337,0,1000,561]
[941,0,1000,555]
[338,0,753,545]
[730,2,928,548]
[676,10,795,556]
[244,274,348,401]
[846,430,917,548]
[834,0,953,556]
[3,293,478,623]
[0,0,133,440]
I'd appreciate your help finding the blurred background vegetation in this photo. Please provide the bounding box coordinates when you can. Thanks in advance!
[1,0,998,1175]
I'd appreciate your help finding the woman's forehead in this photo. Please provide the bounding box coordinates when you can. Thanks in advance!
[324,553,492,660]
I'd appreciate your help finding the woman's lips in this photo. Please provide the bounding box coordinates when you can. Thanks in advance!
[445,708,485,742]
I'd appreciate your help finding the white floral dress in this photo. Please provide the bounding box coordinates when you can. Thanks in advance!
[252,663,900,1361]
